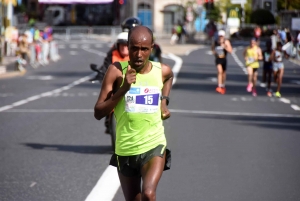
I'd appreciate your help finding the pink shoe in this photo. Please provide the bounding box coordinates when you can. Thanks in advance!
[247,83,253,92]
[252,89,257,96]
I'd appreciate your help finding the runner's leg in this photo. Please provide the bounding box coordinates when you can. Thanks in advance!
[141,152,166,201]
[217,64,223,87]
[267,69,272,90]
[252,69,258,92]
[118,173,142,201]
[276,68,284,93]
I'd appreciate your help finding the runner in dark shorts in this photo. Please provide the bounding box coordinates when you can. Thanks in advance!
[212,30,232,94]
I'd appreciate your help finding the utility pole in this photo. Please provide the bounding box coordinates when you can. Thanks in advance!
[132,0,137,17]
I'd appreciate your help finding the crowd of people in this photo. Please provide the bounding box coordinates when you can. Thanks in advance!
[4,25,54,71]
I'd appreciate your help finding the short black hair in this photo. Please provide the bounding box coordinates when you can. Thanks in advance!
[128,26,154,44]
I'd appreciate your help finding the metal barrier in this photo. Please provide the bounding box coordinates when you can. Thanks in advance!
[52,26,122,42]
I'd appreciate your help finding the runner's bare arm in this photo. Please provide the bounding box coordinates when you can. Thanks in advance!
[257,47,263,60]
[161,64,173,120]
[211,42,216,55]
[94,64,136,120]
[225,40,233,53]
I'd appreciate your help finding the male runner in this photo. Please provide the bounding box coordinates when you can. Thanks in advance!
[94,26,173,201]
[212,30,232,94]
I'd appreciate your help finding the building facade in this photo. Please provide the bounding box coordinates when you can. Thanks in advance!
[120,0,195,34]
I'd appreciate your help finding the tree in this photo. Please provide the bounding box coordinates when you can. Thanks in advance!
[277,0,300,11]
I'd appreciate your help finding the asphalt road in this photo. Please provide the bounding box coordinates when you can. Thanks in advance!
[0,36,300,201]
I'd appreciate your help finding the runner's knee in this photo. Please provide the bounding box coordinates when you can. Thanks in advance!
[142,188,156,200]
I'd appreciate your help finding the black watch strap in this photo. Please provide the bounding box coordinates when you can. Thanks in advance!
[161,96,169,105]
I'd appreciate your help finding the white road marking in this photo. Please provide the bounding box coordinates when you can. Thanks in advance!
[5,109,93,112]
[169,109,300,118]
[57,45,65,49]
[85,166,120,201]
[0,75,94,113]
[165,53,182,85]
[291,105,300,111]
[0,93,14,97]
[209,77,217,82]
[30,182,37,188]
[290,80,300,85]
[231,48,247,74]
[94,44,103,48]
[81,44,90,49]
[70,44,78,49]
[185,47,204,55]
[4,108,300,118]
[279,98,291,104]
[82,48,106,57]
[26,75,54,80]
[206,50,213,55]
[70,51,78,55]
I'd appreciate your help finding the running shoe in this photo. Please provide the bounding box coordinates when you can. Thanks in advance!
[267,91,272,97]
[216,87,222,93]
[221,87,226,94]
[216,87,226,95]
[275,91,281,98]
[252,89,257,97]
[246,83,253,92]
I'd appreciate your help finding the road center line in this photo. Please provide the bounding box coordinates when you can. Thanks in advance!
[4,108,300,118]
[169,109,300,118]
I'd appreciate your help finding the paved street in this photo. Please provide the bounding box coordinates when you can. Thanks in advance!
[0,36,300,201]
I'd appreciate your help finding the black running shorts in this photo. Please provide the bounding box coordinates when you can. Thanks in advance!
[110,144,171,177]
[215,58,227,71]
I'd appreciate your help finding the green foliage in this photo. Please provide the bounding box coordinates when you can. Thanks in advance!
[15,4,26,13]
[250,9,275,25]
[206,5,221,22]
[277,0,300,11]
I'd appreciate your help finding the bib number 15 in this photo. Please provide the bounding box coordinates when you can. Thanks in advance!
[144,95,153,105]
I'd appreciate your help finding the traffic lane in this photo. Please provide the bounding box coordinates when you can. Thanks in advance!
[0,111,111,201]
[157,113,300,201]
[0,47,102,107]
[170,48,299,115]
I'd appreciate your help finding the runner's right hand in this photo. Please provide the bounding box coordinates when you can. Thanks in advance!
[122,65,136,91]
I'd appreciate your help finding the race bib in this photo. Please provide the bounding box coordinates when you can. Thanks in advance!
[248,57,255,63]
[216,46,225,58]
[264,53,270,62]
[125,87,161,113]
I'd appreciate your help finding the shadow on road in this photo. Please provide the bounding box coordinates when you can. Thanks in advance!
[22,143,113,154]
[182,114,300,132]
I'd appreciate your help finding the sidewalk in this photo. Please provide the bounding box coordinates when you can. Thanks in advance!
[0,56,26,79]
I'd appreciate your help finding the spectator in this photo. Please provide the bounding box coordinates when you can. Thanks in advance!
[205,19,217,45]
[270,29,279,50]
[279,28,287,45]
[17,33,30,62]
[254,26,262,41]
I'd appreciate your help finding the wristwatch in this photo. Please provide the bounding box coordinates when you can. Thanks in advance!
[160,96,169,105]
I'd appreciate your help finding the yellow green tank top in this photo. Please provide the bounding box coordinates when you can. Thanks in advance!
[245,46,260,68]
[114,61,166,156]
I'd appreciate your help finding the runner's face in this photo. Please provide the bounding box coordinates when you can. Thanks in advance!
[251,40,256,47]
[128,32,153,71]
[219,35,224,42]
[118,43,129,57]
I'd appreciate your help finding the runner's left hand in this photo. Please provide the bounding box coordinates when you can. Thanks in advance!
[161,103,170,120]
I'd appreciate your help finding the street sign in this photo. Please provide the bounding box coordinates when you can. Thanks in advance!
[231,0,246,4]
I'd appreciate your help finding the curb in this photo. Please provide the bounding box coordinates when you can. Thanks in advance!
[0,70,26,79]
